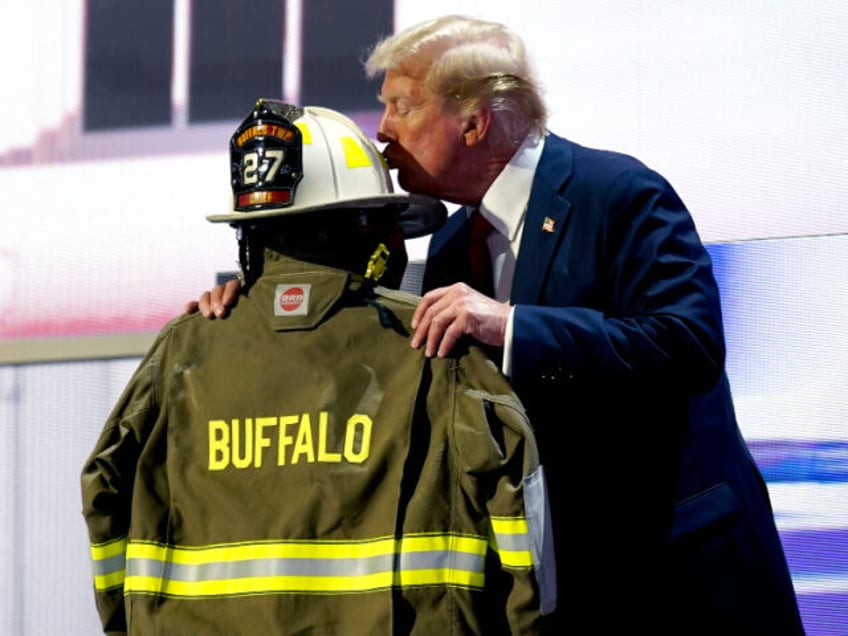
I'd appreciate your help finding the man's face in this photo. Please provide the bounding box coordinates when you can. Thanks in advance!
[376,70,469,204]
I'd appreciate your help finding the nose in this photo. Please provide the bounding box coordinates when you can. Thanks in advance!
[376,109,394,143]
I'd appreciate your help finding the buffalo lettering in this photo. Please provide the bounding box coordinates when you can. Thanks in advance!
[208,412,372,470]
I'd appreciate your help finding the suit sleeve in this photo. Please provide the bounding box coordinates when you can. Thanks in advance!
[511,165,725,392]
[80,336,164,634]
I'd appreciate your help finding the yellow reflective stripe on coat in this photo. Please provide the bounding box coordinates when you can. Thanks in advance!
[111,533,488,597]
[90,536,128,591]
[490,516,535,568]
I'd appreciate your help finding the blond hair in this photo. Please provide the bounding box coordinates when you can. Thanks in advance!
[365,15,548,147]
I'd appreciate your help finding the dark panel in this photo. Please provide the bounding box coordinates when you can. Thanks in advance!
[189,0,284,123]
[84,0,174,131]
[301,0,393,110]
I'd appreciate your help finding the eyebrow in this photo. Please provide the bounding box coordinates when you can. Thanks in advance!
[376,94,411,109]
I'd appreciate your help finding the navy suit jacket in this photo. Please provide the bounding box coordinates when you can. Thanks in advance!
[423,133,805,634]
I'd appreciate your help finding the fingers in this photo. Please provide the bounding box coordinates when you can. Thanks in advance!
[410,289,446,347]
[190,279,242,320]
[209,285,226,317]
[410,289,440,331]
[184,300,200,314]
[434,314,466,358]
[203,279,240,319]
[221,279,241,312]
[415,295,468,358]
[411,284,508,358]
[410,286,461,356]
[197,291,216,318]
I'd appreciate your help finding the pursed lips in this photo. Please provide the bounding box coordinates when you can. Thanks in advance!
[381,147,398,169]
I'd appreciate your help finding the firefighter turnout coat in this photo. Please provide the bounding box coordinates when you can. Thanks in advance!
[81,251,556,635]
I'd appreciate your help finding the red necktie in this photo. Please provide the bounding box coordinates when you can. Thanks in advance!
[468,209,494,295]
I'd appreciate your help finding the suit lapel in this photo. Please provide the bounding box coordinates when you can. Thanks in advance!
[511,135,574,304]
[424,135,576,300]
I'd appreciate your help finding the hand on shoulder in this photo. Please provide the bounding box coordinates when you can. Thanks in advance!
[410,283,509,358]
[183,278,241,319]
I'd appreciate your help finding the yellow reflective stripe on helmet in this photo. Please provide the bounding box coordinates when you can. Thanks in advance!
[293,123,371,168]
[295,121,312,144]
[123,533,489,597]
[490,516,534,568]
[89,536,128,591]
[339,136,372,168]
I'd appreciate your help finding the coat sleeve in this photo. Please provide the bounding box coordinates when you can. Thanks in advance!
[512,165,726,392]
[452,349,557,633]
[80,335,165,634]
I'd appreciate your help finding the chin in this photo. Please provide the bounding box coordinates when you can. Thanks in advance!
[397,173,433,198]
[394,168,411,186]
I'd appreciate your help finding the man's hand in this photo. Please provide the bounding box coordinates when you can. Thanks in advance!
[184,278,241,319]
[410,283,510,357]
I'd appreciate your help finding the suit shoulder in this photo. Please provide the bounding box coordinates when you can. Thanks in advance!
[548,133,656,182]
[571,138,649,174]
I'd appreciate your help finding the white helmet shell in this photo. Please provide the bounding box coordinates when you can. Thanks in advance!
[207,100,445,238]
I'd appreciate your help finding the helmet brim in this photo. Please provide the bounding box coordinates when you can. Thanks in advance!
[207,193,446,239]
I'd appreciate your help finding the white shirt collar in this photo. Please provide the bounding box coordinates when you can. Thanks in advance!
[478,131,546,240]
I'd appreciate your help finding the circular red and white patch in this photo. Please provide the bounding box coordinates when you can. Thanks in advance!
[278,286,305,312]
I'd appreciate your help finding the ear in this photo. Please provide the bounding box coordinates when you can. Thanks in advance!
[462,106,493,147]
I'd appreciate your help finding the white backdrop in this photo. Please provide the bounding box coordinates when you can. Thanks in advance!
[1,1,846,634]
[2,1,847,342]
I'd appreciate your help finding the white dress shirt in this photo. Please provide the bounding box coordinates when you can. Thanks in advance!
[472,131,546,376]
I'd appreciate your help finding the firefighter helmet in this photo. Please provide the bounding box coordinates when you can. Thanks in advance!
[207,99,445,238]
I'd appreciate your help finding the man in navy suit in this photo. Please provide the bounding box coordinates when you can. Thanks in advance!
[193,13,805,635]
[363,13,805,635]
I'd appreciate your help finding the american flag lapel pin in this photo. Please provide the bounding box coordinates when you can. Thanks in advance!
[542,216,556,233]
